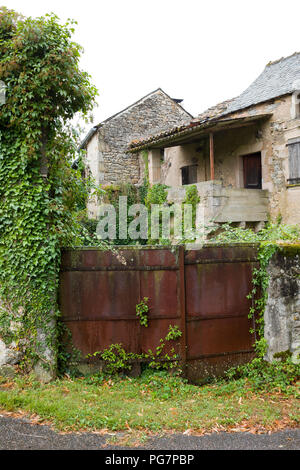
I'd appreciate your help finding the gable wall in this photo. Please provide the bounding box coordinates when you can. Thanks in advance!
[85,90,190,217]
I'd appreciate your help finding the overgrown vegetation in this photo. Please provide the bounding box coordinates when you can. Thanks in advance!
[0,8,97,371]
[136,297,149,327]
[144,182,169,245]
[83,295,182,375]
[100,182,148,245]
[212,221,300,355]
[225,355,300,394]
[181,184,200,242]
[97,181,201,245]
[85,324,182,375]
[0,8,299,405]
[210,221,300,390]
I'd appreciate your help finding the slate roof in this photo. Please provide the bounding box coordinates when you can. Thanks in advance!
[223,52,300,115]
[129,52,300,151]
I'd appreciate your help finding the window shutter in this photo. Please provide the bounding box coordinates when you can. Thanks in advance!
[288,139,300,183]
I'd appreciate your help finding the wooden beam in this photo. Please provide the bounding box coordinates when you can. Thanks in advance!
[209,132,215,180]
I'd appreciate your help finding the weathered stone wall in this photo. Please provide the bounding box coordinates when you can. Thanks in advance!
[264,246,300,363]
[154,95,300,225]
[224,96,300,224]
[0,317,56,383]
[86,90,191,217]
[166,181,268,227]
[98,91,190,184]
[0,339,21,366]
[159,125,262,188]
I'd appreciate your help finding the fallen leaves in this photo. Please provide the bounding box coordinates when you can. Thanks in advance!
[0,382,14,389]
[183,429,192,435]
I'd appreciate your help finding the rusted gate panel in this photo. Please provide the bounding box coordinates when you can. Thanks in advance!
[184,245,258,381]
[60,244,258,380]
[60,247,182,360]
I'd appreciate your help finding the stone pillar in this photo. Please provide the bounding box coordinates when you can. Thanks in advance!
[33,316,57,384]
[264,248,300,364]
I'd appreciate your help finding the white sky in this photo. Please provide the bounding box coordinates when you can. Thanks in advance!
[5,0,300,132]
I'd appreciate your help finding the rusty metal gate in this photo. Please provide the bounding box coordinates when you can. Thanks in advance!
[60,244,258,381]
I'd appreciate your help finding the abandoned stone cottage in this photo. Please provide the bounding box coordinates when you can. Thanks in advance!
[82,52,300,228]
[129,52,300,228]
[80,88,192,218]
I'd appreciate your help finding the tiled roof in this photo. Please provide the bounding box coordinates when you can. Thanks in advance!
[129,114,271,152]
[129,53,300,151]
[195,98,235,121]
[128,99,242,151]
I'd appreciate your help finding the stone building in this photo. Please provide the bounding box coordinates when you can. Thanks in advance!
[129,52,300,227]
[80,88,192,218]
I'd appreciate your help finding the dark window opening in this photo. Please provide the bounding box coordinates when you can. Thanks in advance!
[181,165,197,185]
[287,138,300,184]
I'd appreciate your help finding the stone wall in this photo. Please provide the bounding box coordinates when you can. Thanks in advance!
[224,96,300,225]
[166,181,268,227]
[264,245,300,363]
[85,89,191,217]
[145,95,300,225]
[0,339,21,369]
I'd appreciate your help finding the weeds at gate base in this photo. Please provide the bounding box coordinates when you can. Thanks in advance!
[85,324,182,376]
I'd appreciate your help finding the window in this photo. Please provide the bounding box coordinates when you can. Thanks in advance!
[287,138,300,184]
[181,164,197,185]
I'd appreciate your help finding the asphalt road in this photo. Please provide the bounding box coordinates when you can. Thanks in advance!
[0,416,299,450]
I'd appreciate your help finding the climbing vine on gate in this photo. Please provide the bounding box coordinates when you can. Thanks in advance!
[213,222,300,356]
[136,297,149,327]
[86,324,183,375]
[84,297,182,375]
[0,8,97,371]
[247,242,278,356]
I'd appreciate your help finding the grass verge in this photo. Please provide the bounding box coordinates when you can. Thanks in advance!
[0,370,299,436]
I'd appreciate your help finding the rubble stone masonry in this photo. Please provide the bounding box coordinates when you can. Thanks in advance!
[85,90,191,217]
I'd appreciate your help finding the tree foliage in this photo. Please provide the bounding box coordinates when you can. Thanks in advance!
[0,7,97,369]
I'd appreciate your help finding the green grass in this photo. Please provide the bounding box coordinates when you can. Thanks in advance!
[0,370,299,434]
